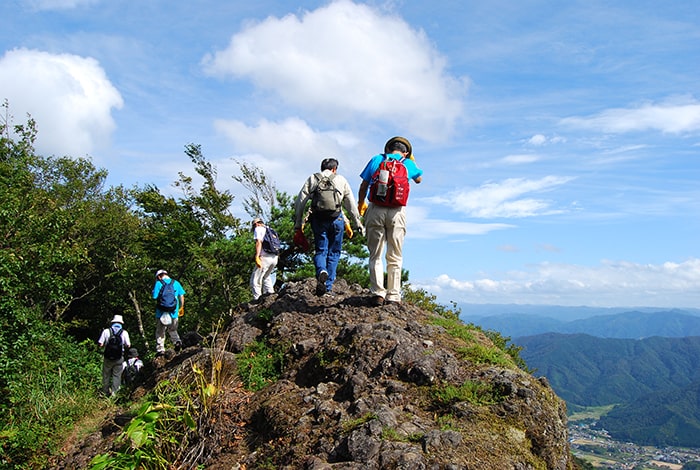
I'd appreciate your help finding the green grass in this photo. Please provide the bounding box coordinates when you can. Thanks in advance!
[236,339,285,391]
[431,380,506,407]
[341,413,377,434]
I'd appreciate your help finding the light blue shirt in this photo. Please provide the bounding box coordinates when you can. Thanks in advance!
[359,153,423,183]
[152,277,186,318]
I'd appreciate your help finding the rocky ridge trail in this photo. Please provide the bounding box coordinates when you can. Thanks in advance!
[57,278,575,469]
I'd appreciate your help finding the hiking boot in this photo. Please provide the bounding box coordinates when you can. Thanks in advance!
[316,270,328,296]
[175,341,182,352]
[371,295,385,307]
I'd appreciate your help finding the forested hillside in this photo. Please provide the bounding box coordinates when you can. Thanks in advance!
[0,109,369,468]
[518,332,700,447]
[599,380,700,447]
[518,333,700,406]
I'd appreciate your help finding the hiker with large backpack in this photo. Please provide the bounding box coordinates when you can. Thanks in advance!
[97,314,132,397]
[294,157,364,295]
[357,136,423,306]
[250,218,279,301]
[152,269,186,356]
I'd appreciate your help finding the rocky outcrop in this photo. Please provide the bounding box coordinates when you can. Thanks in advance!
[57,278,575,469]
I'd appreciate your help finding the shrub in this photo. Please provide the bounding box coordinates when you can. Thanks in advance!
[236,339,285,391]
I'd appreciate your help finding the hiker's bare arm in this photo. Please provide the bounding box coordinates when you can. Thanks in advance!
[358,180,369,201]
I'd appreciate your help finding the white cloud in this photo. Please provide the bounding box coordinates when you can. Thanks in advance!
[416,258,700,308]
[528,134,547,146]
[406,205,514,239]
[500,154,541,165]
[23,0,98,11]
[561,98,700,134]
[202,0,465,141]
[426,176,574,218]
[214,117,362,194]
[0,48,123,156]
[527,134,566,146]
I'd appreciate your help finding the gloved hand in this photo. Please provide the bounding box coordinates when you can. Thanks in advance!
[358,200,368,216]
[179,306,184,316]
[255,255,262,268]
[293,229,310,251]
[344,219,353,239]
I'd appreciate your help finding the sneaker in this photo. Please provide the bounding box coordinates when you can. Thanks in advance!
[371,295,385,307]
[316,270,328,296]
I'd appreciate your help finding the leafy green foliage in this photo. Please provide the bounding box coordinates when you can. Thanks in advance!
[0,317,102,469]
[236,339,285,391]
[402,284,459,320]
[90,382,199,469]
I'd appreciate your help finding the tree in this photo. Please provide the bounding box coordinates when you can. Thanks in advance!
[231,159,276,222]
[131,144,252,335]
[0,105,109,468]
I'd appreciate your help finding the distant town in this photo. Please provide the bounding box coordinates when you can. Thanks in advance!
[570,421,700,469]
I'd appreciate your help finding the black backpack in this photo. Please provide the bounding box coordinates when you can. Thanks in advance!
[104,329,124,361]
[262,227,281,255]
[122,359,140,386]
[157,279,177,312]
[311,173,342,219]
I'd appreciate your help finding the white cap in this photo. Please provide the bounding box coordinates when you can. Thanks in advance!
[155,269,168,278]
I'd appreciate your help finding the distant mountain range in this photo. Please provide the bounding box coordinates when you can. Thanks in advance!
[459,305,700,448]
[517,332,700,447]
[461,307,700,339]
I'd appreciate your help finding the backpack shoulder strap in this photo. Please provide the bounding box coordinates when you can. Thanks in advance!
[310,172,323,193]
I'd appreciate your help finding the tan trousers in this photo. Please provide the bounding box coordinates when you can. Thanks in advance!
[365,204,406,302]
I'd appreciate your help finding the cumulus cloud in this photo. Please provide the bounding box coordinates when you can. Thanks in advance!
[214,117,361,194]
[561,98,700,134]
[202,0,465,141]
[416,258,700,308]
[426,176,574,218]
[0,48,123,156]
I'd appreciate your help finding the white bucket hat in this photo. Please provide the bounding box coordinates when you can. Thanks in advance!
[111,315,124,324]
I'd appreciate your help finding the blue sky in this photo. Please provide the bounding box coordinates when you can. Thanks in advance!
[2,0,699,308]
